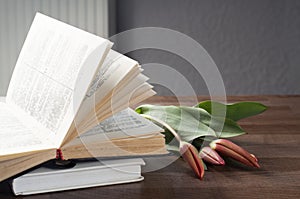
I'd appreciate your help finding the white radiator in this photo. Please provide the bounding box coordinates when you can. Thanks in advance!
[0,0,108,95]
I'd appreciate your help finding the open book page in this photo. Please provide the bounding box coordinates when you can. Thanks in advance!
[62,108,166,159]
[80,75,153,132]
[128,83,156,105]
[62,50,138,144]
[108,73,150,108]
[5,13,111,151]
[82,108,163,139]
[0,102,51,156]
[64,108,163,147]
[73,50,139,134]
[73,67,145,135]
[78,69,153,130]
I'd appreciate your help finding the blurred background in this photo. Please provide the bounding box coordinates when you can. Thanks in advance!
[0,0,299,96]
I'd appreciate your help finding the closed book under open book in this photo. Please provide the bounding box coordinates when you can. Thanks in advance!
[12,158,145,195]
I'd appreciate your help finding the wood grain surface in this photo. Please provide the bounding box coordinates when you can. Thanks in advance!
[1,95,299,199]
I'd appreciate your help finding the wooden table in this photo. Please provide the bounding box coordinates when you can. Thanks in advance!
[1,96,299,198]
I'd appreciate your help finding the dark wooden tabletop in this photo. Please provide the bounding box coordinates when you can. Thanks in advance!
[1,95,300,199]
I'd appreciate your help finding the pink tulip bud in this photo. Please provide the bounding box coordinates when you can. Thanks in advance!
[199,147,225,165]
[210,139,260,168]
[180,141,205,180]
[251,154,258,162]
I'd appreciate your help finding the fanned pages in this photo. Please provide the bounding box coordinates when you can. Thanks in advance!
[63,50,156,144]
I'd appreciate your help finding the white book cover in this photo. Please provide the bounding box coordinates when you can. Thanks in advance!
[12,158,145,195]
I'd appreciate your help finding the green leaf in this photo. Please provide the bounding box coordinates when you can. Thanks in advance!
[136,104,246,142]
[169,106,245,137]
[212,117,246,138]
[136,104,216,142]
[195,101,267,121]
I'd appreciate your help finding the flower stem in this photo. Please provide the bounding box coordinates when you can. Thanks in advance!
[140,114,182,143]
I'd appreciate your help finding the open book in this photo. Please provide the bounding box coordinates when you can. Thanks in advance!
[0,13,166,182]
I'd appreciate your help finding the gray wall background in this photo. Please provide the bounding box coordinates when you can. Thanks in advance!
[113,0,300,95]
[1,0,299,96]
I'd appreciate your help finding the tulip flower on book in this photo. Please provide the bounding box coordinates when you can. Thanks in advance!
[136,100,267,179]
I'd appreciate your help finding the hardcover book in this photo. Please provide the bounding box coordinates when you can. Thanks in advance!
[12,158,145,195]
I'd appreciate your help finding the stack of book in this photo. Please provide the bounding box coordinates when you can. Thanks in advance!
[0,13,167,195]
